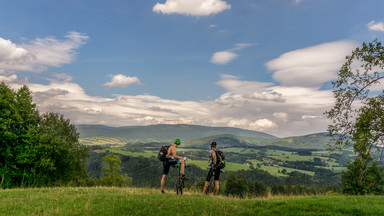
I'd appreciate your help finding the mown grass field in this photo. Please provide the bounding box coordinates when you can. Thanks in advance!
[1,187,383,216]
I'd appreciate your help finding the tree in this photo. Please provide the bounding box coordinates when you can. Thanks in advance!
[0,83,40,187]
[224,173,248,198]
[326,39,384,194]
[100,152,132,187]
[35,112,90,186]
[0,82,90,188]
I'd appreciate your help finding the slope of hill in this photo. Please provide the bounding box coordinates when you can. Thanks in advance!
[77,124,277,144]
[77,124,337,151]
[183,134,270,149]
[265,133,333,150]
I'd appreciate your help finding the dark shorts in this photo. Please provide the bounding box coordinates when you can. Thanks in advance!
[206,168,220,182]
[162,159,179,175]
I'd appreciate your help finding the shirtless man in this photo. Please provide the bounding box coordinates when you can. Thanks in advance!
[160,138,187,194]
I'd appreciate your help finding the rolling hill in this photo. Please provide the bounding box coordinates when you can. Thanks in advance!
[76,124,336,150]
[77,124,277,145]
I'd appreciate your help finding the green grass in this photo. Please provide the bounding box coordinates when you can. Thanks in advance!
[1,187,383,215]
[259,165,315,177]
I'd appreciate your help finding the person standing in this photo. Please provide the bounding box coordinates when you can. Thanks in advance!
[203,141,221,196]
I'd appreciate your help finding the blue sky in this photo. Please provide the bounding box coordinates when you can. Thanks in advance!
[1,0,384,137]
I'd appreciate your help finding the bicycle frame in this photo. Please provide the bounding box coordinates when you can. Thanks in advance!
[174,160,186,195]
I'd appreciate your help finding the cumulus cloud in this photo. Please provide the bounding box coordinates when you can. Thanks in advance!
[103,74,142,88]
[0,38,37,72]
[153,0,231,16]
[1,39,352,137]
[210,51,237,64]
[210,43,252,65]
[0,32,88,73]
[266,40,357,88]
[367,21,384,32]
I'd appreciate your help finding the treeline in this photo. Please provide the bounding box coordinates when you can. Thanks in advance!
[0,83,89,188]
[222,173,339,198]
[87,150,340,197]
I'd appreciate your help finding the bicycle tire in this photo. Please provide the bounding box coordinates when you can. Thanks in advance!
[180,177,184,195]
[176,176,181,195]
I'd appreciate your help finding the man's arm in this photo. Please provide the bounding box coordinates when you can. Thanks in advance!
[212,151,217,165]
[171,147,182,160]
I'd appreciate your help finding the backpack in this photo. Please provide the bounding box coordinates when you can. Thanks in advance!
[214,149,226,169]
[158,145,170,161]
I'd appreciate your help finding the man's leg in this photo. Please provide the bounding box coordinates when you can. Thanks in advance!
[203,181,209,195]
[214,180,219,196]
[179,158,185,175]
[160,174,167,192]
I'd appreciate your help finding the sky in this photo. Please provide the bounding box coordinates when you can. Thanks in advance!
[1,0,384,137]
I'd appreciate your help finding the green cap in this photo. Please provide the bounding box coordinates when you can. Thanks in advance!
[174,138,181,146]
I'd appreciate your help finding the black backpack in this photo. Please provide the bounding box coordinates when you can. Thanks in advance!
[214,149,226,169]
[158,145,170,161]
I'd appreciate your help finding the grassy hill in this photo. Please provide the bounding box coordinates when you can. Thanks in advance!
[77,124,337,151]
[1,187,383,215]
[265,132,333,150]
[77,124,277,145]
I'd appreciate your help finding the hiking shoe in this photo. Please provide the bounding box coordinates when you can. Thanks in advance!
[182,175,189,180]
[161,190,166,194]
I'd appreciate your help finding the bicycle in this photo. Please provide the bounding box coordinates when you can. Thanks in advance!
[207,167,223,195]
[207,169,215,195]
[173,157,188,195]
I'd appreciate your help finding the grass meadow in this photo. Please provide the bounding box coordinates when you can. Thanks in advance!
[1,187,383,216]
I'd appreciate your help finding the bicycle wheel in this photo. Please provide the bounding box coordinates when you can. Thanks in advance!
[207,174,215,195]
[176,176,181,195]
[180,177,184,195]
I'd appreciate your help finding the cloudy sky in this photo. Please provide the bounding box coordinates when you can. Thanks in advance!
[1,0,384,137]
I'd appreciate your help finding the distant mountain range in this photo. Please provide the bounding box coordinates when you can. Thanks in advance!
[77,124,333,150]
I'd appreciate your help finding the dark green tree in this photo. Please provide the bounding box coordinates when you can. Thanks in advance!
[0,83,40,187]
[100,152,132,187]
[326,39,384,194]
[224,173,248,198]
[35,112,90,186]
[0,83,90,187]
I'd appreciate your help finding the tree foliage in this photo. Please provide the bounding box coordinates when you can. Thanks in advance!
[0,82,90,188]
[326,39,384,194]
[100,152,132,187]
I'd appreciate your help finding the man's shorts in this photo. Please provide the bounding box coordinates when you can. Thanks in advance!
[162,158,179,175]
[206,168,221,182]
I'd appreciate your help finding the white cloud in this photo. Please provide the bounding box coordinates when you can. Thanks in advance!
[153,0,231,16]
[210,51,237,64]
[273,112,288,122]
[251,119,277,130]
[0,74,18,83]
[1,39,354,137]
[266,40,357,88]
[0,38,37,72]
[367,21,384,32]
[0,32,88,73]
[103,74,142,88]
[210,43,253,65]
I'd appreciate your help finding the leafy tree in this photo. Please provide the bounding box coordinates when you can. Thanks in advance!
[0,83,90,187]
[326,39,384,194]
[224,173,248,198]
[35,112,90,186]
[0,83,40,187]
[100,152,132,187]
